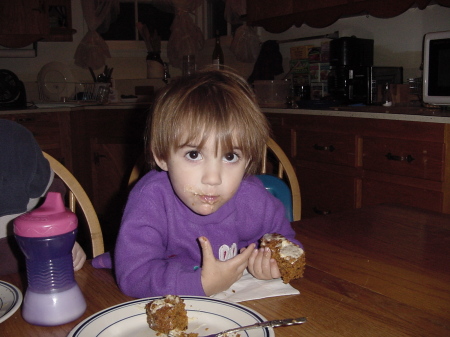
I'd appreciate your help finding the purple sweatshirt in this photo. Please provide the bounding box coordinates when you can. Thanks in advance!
[115,170,302,298]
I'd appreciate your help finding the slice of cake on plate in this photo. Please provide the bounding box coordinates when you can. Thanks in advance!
[145,295,198,336]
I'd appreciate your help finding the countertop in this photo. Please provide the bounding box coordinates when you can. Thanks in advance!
[3,103,450,124]
[262,105,450,124]
[0,102,151,115]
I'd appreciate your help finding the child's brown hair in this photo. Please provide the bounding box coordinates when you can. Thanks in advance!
[147,69,270,175]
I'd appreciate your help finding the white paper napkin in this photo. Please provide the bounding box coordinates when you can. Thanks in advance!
[211,271,300,303]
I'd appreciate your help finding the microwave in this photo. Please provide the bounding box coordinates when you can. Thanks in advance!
[423,30,450,105]
[328,66,403,104]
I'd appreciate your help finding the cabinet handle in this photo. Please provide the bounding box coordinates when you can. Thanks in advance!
[385,152,415,163]
[94,152,107,164]
[313,144,335,152]
[313,207,331,215]
[16,117,35,123]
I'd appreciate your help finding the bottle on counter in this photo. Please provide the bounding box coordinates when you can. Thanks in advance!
[14,192,86,326]
[212,31,224,69]
[382,82,393,107]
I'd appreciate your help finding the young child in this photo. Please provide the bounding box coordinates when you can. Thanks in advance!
[114,69,303,298]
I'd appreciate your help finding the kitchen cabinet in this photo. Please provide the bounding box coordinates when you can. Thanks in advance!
[0,110,72,168]
[1,105,149,251]
[69,107,148,250]
[0,0,75,48]
[265,112,450,218]
[247,0,450,33]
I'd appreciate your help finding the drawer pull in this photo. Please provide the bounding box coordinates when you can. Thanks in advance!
[313,207,331,215]
[94,152,107,164]
[17,117,35,123]
[385,152,415,163]
[313,144,335,152]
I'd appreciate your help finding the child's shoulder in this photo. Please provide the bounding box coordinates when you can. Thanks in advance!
[132,170,170,194]
[238,175,271,200]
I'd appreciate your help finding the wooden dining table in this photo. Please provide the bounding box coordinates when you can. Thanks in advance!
[1,203,450,336]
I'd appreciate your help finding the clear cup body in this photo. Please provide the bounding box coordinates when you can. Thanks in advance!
[15,231,86,326]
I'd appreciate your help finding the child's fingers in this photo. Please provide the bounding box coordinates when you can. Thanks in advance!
[270,258,281,278]
[199,236,215,264]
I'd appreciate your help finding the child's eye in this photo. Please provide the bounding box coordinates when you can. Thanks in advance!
[186,150,202,161]
[223,152,240,163]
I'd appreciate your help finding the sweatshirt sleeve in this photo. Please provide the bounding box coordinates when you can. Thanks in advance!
[114,178,205,298]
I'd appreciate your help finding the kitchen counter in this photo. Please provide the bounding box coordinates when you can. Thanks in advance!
[3,103,449,123]
[262,105,450,124]
[0,102,151,115]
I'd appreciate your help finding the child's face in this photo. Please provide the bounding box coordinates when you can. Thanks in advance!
[155,135,248,216]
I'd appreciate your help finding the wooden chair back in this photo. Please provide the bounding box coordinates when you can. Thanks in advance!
[261,138,301,221]
[43,152,104,258]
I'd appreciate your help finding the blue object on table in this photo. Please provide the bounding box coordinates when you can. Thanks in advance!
[257,175,293,222]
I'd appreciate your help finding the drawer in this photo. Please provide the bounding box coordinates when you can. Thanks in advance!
[296,130,358,167]
[362,179,442,213]
[362,137,444,181]
[5,112,61,148]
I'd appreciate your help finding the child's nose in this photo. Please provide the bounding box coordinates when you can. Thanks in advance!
[201,161,222,185]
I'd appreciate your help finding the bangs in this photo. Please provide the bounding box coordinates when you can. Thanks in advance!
[171,85,248,156]
[149,69,270,175]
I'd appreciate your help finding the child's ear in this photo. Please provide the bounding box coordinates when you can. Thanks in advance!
[154,156,168,171]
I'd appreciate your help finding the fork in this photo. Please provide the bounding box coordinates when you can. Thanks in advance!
[198,317,307,337]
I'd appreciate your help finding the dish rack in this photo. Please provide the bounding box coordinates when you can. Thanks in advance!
[37,82,111,103]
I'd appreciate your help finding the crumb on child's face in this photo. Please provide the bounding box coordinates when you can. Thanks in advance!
[155,136,248,216]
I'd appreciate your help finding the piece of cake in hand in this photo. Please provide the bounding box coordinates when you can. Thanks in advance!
[260,233,306,283]
[145,295,197,336]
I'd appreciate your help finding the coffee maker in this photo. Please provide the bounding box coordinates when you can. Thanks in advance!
[328,36,374,104]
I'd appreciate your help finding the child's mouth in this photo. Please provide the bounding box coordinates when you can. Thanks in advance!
[198,194,219,205]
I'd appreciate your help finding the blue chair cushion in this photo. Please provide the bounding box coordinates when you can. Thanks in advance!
[256,175,293,222]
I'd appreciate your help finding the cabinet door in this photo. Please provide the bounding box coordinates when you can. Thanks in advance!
[0,0,48,48]
[298,165,358,218]
[247,0,293,22]
[73,108,148,250]
[1,112,70,166]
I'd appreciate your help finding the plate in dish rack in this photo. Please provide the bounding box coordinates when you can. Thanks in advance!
[0,280,23,323]
[37,61,76,101]
[67,295,274,337]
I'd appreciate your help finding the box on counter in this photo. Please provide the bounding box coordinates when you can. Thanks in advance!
[310,63,330,82]
[308,47,321,63]
[290,59,309,74]
[320,41,330,62]
[290,45,314,60]
[292,73,310,86]
[311,82,329,100]
[309,64,319,81]
[319,63,330,81]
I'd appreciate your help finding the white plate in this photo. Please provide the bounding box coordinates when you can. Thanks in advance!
[68,295,274,337]
[0,281,23,323]
[37,62,76,101]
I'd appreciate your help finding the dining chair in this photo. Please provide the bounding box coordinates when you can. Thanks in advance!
[259,137,301,221]
[127,138,301,222]
[42,152,105,258]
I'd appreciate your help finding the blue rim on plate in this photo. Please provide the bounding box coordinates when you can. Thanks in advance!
[0,280,23,323]
[68,295,274,337]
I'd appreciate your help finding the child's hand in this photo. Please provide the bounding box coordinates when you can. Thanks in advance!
[199,236,255,296]
[245,247,281,280]
[72,241,86,271]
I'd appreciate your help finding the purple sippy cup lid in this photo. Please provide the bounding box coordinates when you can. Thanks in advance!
[14,192,77,237]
